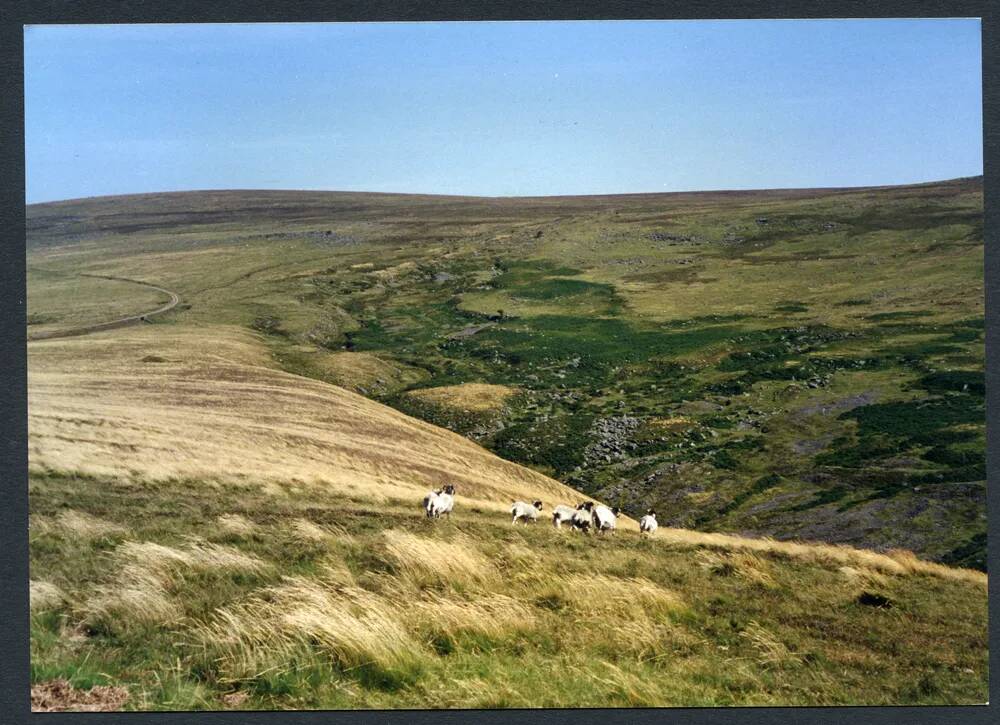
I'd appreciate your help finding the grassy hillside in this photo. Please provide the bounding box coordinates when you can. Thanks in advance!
[27,324,987,709]
[27,179,986,569]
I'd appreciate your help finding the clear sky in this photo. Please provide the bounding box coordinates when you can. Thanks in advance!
[24,19,982,203]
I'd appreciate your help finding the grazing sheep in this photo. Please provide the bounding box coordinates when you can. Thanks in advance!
[571,501,595,533]
[639,509,658,536]
[424,484,456,519]
[434,484,456,518]
[591,504,621,534]
[511,500,543,525]
[423,488,443,518]
[552,501,593,530]
[551,504,577,529]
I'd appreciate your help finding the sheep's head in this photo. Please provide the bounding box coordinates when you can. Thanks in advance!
[532,500,543,510]
[612,507,621,517]
[647,509,656,518]
[577,501,594,511]
[443,484,456,495]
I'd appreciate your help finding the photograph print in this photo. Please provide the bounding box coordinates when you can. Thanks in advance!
[24,18,987,711]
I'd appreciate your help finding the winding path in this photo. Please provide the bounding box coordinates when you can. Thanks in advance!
[28,273,180,341]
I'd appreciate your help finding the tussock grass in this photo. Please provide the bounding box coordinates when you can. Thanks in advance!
[540,573,684,619]
[112,539,269,580]
[658,528,986,586]
[32,510,128,541]
[82,539,270,635]
[838,565,889,589]
[698,550,778,590]
[216,515,256,538]
[30,580,66,612]
[288,518,329,542]
[570,661,667,707]
[84,566,182,633]
[287,518,355,546]
[407,592,537,642]
[380,530,497,588]
[195,578,422,684]
[30,472,989,708]
[739,621,803,668]
[586,616,703,661]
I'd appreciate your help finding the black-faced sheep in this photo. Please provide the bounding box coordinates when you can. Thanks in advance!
[591,504,621,534]
[423,489,442,518]
[511,500,543,524]
[552,501,593,530]
[639,509,658,536]
[571,501,595,533]
[424,484,456,519]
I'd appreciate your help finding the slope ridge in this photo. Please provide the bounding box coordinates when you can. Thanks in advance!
[28,323,579,510]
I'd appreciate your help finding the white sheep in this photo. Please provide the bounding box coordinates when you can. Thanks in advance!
[571,501,595,533]
[639,509,658,536]
[591,504,621,534]
[424,484,455,519]
[552,501,593,530]
[511,500,543,525]
[423,489,442,518]
[551,504,577,529]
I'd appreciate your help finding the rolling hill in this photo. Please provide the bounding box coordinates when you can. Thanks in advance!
[27,178,987,567]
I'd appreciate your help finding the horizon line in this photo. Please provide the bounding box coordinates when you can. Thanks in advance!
[26,174,983,207]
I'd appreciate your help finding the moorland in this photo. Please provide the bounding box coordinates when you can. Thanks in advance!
[26,178,987,709]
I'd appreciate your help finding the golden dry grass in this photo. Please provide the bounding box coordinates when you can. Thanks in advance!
[542,573,685,619]
[406,592,538,640]
[739,621,803,668]
[30,580,66,612]
[657,527,986,586]
[288,518,332,542]
[84,563,182,632]
[403,383,519,413]
[27,324,577,508]
[195,577,422,682]
[31,510,128,541]
[82,538,270,634]
[303,351,427,394]
[697,550,778,590]
[216,514,256,538]
[380,530,498,589]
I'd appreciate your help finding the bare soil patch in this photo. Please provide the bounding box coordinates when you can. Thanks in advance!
[31,679,129,712]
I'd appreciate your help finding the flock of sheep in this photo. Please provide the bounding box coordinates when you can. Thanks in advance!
[422,485,658,536]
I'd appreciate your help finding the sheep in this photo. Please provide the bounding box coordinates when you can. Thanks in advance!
[511,500,543,525]
[591,504,621,534]
[571,501,595,533]
[551,504,577,529]
[639,509,658,536]
[423,488,443,518]
[424,484,456,519]
[552,501,593,530]
[433,484,456,519]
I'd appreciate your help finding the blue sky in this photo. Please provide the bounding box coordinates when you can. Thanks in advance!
[24,20,982,203]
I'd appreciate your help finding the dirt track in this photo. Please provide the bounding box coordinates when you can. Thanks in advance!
[28,273,180,341]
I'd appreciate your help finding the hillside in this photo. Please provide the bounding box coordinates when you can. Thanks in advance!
[27,178,987,569]
[27,322,988,709]
[28,324,575,507]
